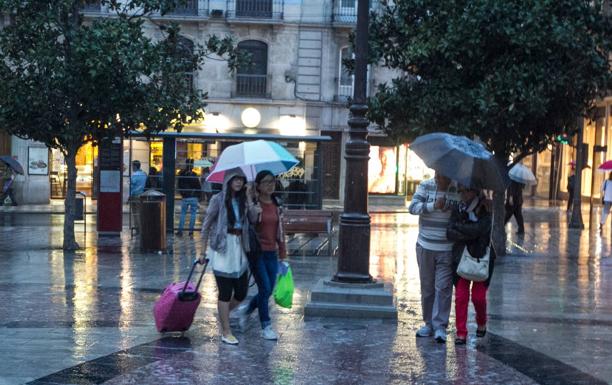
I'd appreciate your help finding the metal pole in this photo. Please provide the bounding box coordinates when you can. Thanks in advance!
[570,118,585,229]
[333,0,372,283]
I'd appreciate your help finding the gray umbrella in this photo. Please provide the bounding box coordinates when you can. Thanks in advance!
[410,133,505,191]
[0,155,24,175]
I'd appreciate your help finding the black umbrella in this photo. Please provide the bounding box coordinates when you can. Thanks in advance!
[0,155,24,175]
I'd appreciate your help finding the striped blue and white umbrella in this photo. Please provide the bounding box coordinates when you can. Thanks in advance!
[207,140,299,183]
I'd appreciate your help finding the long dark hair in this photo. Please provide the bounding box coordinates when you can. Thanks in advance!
[255,170,280,206]
[225,175,247,229]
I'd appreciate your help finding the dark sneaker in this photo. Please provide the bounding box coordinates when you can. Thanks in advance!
[175,231,183,237]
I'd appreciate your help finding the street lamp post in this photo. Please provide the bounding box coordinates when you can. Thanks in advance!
[333,0,373,283]
[304,0,395,319]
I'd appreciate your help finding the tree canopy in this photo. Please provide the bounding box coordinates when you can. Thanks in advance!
[368,0,612,160]
[0,0,238,154]
[0,0,239,248]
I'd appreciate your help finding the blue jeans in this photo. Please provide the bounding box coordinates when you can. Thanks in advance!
[178,197,198,232]
[247,251,279,329]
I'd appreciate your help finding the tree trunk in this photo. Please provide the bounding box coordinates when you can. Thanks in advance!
[63,146,80,250]
[492,148,510,257]
[491,188,507,256]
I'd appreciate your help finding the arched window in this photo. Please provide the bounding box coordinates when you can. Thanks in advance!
[236,40,268,98]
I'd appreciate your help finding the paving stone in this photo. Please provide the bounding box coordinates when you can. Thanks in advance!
[0,205,610,384]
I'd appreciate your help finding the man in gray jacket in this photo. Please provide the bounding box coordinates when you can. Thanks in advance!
[408,172,460,343]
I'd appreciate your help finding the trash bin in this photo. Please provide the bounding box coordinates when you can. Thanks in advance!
[75,193,84,220]
[139,190,166,251]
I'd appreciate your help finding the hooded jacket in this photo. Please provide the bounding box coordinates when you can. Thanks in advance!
[201,171,251,254]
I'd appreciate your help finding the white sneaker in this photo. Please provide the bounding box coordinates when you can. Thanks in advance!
[262,326,278,340]
[434,329,447,343]
[416,325,433,337]
[237,306,250,332]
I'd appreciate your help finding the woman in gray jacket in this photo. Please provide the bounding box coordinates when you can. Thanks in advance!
[200,171,251,345]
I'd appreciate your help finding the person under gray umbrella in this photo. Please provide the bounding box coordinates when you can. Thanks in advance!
[409,171,461,343]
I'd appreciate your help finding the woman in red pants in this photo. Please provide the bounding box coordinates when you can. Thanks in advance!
[447,186,495,345]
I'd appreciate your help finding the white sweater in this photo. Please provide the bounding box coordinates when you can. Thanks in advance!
[408,179,461,251]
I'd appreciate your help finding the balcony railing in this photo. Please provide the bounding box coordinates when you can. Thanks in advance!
[236,74,267,97]
[81,1,209,17]
[164,0,207,16]
[226,0,283,20]
[332,0,378,24]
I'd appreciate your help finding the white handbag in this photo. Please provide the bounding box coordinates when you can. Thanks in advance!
[457,245,490,282]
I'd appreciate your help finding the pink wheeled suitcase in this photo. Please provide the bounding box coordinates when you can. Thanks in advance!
[153,258,209,333]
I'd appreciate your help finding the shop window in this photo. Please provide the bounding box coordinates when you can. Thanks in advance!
[236,40,268,98]
[368,145,397,194]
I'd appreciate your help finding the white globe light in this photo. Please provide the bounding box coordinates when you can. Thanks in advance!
[241,107,261,128]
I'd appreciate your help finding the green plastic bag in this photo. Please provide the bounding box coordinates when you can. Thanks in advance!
[273,264,294,309]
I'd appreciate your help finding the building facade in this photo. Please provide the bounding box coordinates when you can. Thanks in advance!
[3,0,422,205]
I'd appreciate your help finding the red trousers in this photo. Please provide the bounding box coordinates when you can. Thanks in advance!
[455,277,488,338]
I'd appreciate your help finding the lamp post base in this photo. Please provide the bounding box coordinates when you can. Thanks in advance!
[304,279,397,320]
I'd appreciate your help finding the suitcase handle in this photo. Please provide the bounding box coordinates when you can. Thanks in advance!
[180,258,209,299]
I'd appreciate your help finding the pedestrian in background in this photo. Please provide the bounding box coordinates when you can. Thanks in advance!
[176,159,201,237]
[129,160,147,234]
[238,170,287,340]
[201,167,213,203]
[567,167,575,212]
[600,172,612,231]
[200,171,251,345]
[447,186,495,345]
[129,160,147,197]
[408,171,461,343]
[146,166,162,190]
[504,180,525,234]
[0,166,17,206]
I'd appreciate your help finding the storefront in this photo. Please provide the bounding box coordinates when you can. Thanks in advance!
[367,137,432,196]
[125,132,329,210]
[49,143,98,199]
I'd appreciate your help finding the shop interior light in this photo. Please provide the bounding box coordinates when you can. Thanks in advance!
[241,107,261,128]
[279,114,306,136]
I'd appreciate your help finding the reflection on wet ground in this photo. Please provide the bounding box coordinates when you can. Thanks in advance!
[0,205,611,384]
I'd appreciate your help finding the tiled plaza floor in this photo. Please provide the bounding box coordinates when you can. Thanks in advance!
[0,204,611,384]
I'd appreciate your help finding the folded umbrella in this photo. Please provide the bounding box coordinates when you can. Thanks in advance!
[0,155,24,175]
[409,133,505,191]
[207,140,299,183]
[508,163,537,185]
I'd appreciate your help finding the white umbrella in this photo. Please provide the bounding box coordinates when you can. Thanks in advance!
[206,140,299,183]
[508,163,537,185]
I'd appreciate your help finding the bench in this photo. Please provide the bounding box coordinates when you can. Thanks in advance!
[283,209,334,256]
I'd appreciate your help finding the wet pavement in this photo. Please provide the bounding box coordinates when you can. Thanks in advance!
[0,204,611,385]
